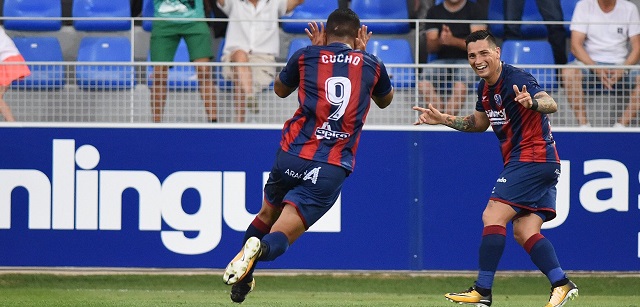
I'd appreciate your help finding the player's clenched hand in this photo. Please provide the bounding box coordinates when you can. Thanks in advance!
[356,24,372,50]
[306,21,326,46]
[412,104,444,125]
[513,84,534,109]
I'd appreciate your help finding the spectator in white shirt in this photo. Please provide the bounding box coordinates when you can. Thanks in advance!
[561,0,640,127]
[217,0,304,122]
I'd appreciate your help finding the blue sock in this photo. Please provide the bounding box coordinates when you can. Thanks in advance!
[524,234,568,286]
[259,231,289,261]
[475,225,507,293]
[243,217,271,245]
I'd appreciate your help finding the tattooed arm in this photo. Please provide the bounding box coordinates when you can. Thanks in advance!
[531,91,558,114]
[413,104,490,132]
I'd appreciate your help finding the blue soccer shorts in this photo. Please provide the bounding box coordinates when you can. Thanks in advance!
[264,149,348,229]
[490,161,561,222]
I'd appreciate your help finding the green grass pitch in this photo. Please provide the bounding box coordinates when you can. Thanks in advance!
[0,271,638,306]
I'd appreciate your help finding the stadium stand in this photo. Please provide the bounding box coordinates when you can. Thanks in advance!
[72,0,132,32]
[500,40,557,91]
[2,0,62,31]
[366,38,415,88]
[0,0,636,126]
[146,38,198,90]
[142,0,154,32]
[351,0,410,34]
[11,36,65,90]
[286,37,311,61]
[281,0,338,34]
[75,36,136,90]
[561,0,580,35]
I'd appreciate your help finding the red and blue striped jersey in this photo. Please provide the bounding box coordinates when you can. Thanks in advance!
[278,42,392,172]
[475,63,560,165]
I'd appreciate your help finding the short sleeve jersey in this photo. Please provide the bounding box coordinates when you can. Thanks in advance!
[278,42,393,172]
[424,2,487,60]
[154,0,205,22]
[475,63,559,165]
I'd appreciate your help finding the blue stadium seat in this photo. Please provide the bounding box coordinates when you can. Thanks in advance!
[281,0,338,34]
[562,0,580,35]
[76,37,136,90]
[142,0,154,32]
[501,40,557,90]
[520,0,547,38]
[366,39,415,88]
[487,0,504,37]
[489,0,548,39]
[351,0,410,34]
[147,39,199,90]
[72,0,132,31]
[2,0,62,31]
[286,37,311,61]
[11,37,65,90]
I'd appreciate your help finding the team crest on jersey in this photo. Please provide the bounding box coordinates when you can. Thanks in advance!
[494,94,503,107]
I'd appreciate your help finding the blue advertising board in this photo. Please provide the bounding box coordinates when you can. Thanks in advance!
[0,125,638,271]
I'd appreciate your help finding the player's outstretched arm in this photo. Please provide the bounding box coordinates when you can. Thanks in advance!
[413,104,489,132]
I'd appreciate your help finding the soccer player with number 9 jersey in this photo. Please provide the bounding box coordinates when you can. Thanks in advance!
[222,8,394,303]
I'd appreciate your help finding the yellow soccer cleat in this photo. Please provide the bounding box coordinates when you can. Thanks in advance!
[545,280,578,307]
[222,237,262,285]
[445,287,492,306]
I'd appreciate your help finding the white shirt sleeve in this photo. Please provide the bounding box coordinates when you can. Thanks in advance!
[570,0,588,34]
[629,5,640,37]
[217,0,233,16]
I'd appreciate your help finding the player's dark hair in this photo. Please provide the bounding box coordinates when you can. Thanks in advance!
[326,8,360,39]
[465,30,497,48]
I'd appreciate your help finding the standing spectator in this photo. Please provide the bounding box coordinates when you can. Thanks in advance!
[222,9,393,303]
[217,0,304,123]
[504,0,568,65]
[0,27,31,122]
[150,0,218,123]
[414,30,578,307]
[561,0,640,127]
[419,0,487,115]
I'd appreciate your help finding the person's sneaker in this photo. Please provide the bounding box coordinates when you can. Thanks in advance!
[445,287,492,306]
[544,280,578,307]
[230,278,255,303]
[223,237,262,285]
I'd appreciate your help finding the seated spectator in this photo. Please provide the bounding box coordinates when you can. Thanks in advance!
[217,0,304,123]
[561,0,640,127]
[418,0,486,115]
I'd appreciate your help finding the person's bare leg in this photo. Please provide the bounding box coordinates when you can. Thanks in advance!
[0,86,15,122]
[447,81,467,116]
[617,75,640,126]
[230,50,253,122]
[561,68,589,126]
[194,58,217,122]
[150,66,169,123]
[269,204,307,244]
[418,80,443,110]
